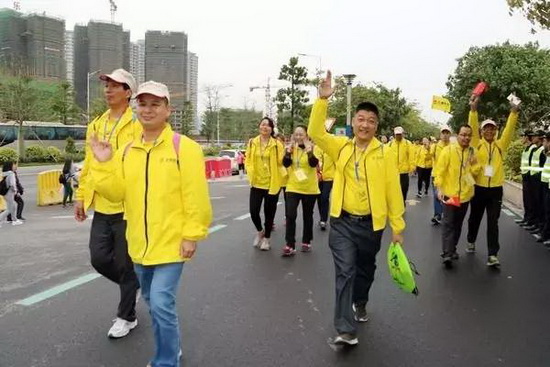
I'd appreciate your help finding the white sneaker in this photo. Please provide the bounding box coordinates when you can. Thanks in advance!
[253,232,264,248]
[259,238,271,251]
[107,317,138,338]
[12,220,23,226]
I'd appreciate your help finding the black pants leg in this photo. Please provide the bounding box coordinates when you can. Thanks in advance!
[285,192,301,247]
[531,175,543,229]
[63,183,73,206]
[542,187,550,241]
[424,169,432,193]
[249,187,266,233]
[89,212,139,322]
[485,187,503,257]
[399,173,409,202]
[467,185,486,244]
[317,181,333,223]
[522,175,533,223]
[15,194,23,219]
[536,177,546,230]
[442,202,469,257]
[417,168,424,193]
[301,195,317,244]
[263,192,278,239]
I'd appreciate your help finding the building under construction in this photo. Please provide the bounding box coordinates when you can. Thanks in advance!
[0,8,65,80]
[73,20,131,110]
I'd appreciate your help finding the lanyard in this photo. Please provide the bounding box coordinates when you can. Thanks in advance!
[294,147,306,169]
[485,142,496,164]
[103,114,124,142]
[354,145,366,181]
[260,139,270,167]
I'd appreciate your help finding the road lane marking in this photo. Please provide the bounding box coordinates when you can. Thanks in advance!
[51,215,94,220]
[208,224,227,234]
[211,196,225,200]
[502,208,515,217]
[234,213,251,221]
[16,273,102,306]
[230,184,249,188]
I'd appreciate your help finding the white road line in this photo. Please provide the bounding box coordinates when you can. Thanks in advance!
[502,209,515,217]
[211,196,226,200]
[51,215,93,220]
[234,213,251,221]
[209,224,227,234]
[230,185,249,188]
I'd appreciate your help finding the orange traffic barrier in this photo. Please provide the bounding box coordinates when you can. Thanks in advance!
[37,170,63,206]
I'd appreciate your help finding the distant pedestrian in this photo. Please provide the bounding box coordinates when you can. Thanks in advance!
[388,126,415,203]
[0,161,24,227]
[61,159,77,208]
[6,162,25,222]
[516,130,536,227]
[315,144,335,231]
[415,137,433,198]
[236,150,245,179]
[430,127,451,225]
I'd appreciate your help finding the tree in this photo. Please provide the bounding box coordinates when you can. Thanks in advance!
[180,101,195,136]
[446,42,550,131]
[507,0,550,32]
[51,82,80,124]
[275,57,310,133]
[89,97,108,121]
[201,85,219,143]
[218,107,263,141]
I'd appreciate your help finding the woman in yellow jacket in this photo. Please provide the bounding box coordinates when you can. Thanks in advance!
[415,137,433,198]
[245,117,285,251]
[90,81,212,367]
[282,125,320,256]
[315,144,335,230]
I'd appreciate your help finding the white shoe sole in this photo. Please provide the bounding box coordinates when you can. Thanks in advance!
[333,336,359,346]
[108,319,138,339]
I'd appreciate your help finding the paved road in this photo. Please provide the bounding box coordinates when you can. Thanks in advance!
[1,177,549,366]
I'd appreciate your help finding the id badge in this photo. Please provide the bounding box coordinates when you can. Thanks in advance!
[464,173,476,185]
[294,169,307,182]
[484,165,494,177]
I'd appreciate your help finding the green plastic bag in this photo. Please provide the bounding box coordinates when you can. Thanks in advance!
[387,242,419,295]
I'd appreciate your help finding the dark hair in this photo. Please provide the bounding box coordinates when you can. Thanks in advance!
[2,161,13,172]
[458,124,472,134]
[355,102,379,118]
[259,117,275,137]
[62,159,72,174]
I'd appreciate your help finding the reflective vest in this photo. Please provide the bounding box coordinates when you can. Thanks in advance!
[520,145,536,175]
[529,146,545,176]
[542,155,550,183]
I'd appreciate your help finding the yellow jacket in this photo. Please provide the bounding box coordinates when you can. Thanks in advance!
[434,144,482,203]
[430,141,450,177]
[245,136,285,195]
[76,107,142,213]
[91,125,212,266]
[315,145,336,181]
[416,145,433,168]
[469,110,519,187]
[285,145,320,195]
[387,138,415,174]
[308,99,405,234]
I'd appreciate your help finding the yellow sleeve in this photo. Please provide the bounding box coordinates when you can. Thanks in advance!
[469,111,480,147]
[408,142,416,172]
[385,149,406,234]
[75,119,97,201]
[470,148,483,176]
[307,99,348,163]
[90,148,126,203]
[434,146,450,189]
[245,139,254,184]
[498,111,519,153]
[180,140,213,241]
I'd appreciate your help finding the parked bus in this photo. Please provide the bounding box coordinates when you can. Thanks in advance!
[0,121,87,148]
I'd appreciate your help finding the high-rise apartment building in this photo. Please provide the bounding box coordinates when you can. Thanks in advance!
[187,52,199,132]
[64,30,73,84]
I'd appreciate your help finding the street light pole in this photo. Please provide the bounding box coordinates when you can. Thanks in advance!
[87,70,101,122]
[343,74,356,137]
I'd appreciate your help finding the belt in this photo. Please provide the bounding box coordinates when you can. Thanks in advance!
[341,210,372,221]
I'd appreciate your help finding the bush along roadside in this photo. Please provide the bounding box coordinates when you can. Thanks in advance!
[0,146,84,165]
[504,138,523,183]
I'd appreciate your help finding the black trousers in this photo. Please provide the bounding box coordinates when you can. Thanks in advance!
[399,173,409,203]
[63,182,73,206]
[530,174,545,229]
[441,201,470,257]
[249,187,279,239]
[416,167,432,194]
[467,185,503,256]
[89,212,139,322]
[317,181,333,223]
[541,187,550,241]
[285,192,317,247]
[522,174,534,223]
[6,194,24,220]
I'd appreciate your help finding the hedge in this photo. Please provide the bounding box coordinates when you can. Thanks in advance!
[0,148,19,164]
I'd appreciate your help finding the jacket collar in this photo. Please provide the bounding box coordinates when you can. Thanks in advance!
[351,137,382,156]
[133,123,172,149]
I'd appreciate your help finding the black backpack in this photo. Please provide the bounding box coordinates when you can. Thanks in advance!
[0,177,8,195]
[59,174,66,184]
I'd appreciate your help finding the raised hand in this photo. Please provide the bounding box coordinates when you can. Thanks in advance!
[318,70,334,99]
[469,95,480,111]
[304,138,313,153]
[90,134,113,162]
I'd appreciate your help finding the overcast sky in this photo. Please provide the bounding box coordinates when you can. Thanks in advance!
[3,0,550,124]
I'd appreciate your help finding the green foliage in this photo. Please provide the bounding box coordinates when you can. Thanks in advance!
[51,82,81,124]
[24,145,49,162]
[46,146,63,162]
[64,152,85,163]
[89,98,108,121]
[507,0,550,31]
[446,42,550,131]
[219,108,263,141]
[65,137,77,154]
[276,57,310,133]
[202,146,221,156]
[181,101,195,136]
[0,147,18,163]
[504,139,525,182]
[201,110,216,143]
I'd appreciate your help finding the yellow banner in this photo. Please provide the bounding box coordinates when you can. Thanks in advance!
[432,96,451,113]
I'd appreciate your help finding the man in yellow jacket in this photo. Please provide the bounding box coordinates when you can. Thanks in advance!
[466,95,519,267]
[74,69,142,338]
[434,124,481,267]
[90,81,212,367]
[388,126,415,203]
[308,72,405,346]
[430,126,452,224]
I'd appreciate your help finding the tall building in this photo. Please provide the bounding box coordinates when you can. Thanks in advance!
[129,39,145,85]
[64,30,74,85]
[73,21,130,110]
[145,31,188,130]
[187,52,199,132]
[0,9,65,81]
[130,41,139,80]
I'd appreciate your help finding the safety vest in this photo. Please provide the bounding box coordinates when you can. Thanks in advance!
[542,155,550,183]
[530,146,545,176]
[520,145,536,175]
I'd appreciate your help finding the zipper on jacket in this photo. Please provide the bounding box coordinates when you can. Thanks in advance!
[142,150,151,260]
[487,142,492,188]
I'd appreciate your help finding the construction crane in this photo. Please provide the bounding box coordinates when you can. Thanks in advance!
[249,78,284,120]
[109,0,117,23]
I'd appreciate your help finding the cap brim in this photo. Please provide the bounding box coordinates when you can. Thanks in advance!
[136,91,169,100]
[481,123,497,128]
[99,74,126,85]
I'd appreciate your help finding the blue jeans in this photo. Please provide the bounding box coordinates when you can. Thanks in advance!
[134,263,184,367]
[432,178,442,217]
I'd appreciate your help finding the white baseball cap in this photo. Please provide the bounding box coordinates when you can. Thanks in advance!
[440,126,452,133]
[136,81,171,103]
[481,119,497,129]
[394,126,405,135]
[99,69,137,96]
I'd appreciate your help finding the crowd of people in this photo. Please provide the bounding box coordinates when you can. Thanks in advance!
[0,67,539,366]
